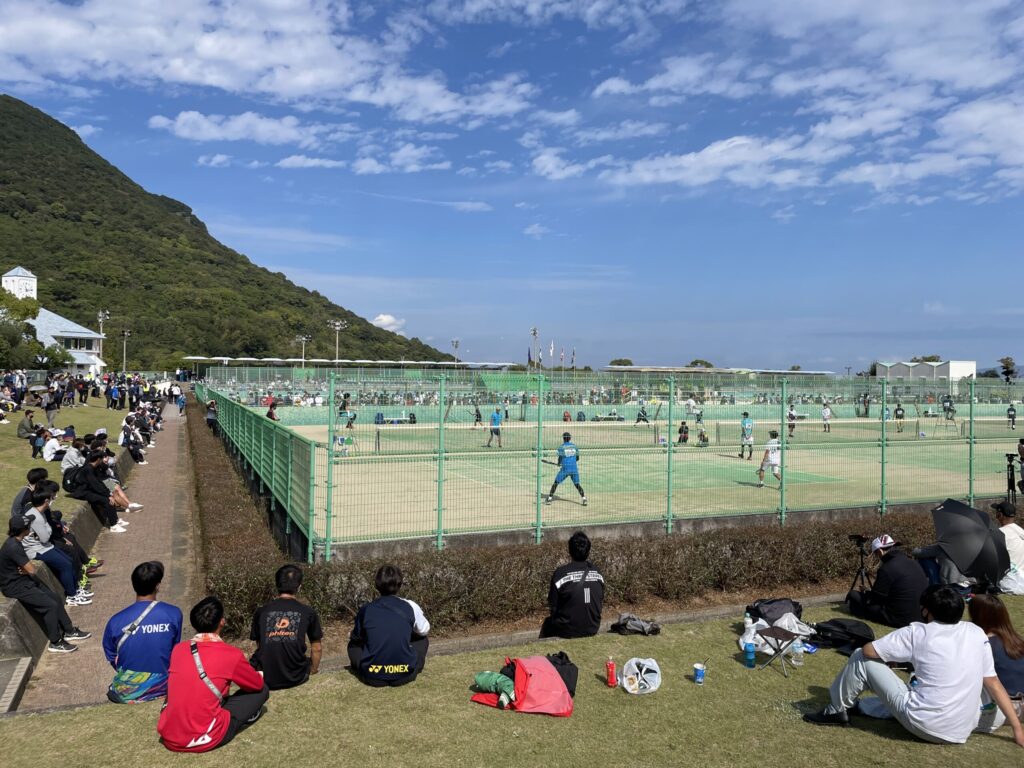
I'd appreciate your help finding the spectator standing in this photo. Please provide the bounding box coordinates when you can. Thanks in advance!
[103,561,183,703]
[205,400,218,432]
[348,564,430,687]
[157,597,269,752]
[540,531,605,639]
[0,515,91,653]
[249,565,323,690]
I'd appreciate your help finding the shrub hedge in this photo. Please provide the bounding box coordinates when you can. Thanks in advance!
[186,398,939,636]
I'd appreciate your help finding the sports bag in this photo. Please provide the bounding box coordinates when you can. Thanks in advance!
[471,655,574,717]
[811,619,875,655]
[610,613,662,636]
[746,598,803,624]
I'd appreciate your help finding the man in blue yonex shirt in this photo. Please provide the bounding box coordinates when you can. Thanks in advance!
[545,432,587,506]
[485,406,503,448]
[739,412,754,460]
[103,561,183,703]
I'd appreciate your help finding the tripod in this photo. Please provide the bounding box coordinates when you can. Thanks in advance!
[1007,454,1019,506]
[848,543,874,595]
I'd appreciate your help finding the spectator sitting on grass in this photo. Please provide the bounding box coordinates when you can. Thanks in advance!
[540,530,605,639]
[1,515,91,654]
[348,564,430,687]
[157,596,269,753]
[969,593,1024,731]
[16,408,35,445]
[804,585,1024,749]
[11,467,48,517]
[41,430,67,463]
[846,535,929,629]
[249,564,323,690]
[103,561,183,704]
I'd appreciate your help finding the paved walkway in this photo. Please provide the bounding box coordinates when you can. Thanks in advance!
[18,408,201,710]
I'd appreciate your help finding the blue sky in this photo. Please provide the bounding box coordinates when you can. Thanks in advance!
[1,0,1021,371]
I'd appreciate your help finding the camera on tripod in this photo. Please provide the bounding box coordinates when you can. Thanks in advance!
[847,533,874,594]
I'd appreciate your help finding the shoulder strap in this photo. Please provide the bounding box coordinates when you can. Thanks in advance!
[190,641,225,702]
[115,600,160,654]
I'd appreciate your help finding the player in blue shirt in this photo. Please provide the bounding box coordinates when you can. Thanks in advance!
[545,432,587,506]
[485,406,503,448]
[102,561,183,703]
[739,412,754,460]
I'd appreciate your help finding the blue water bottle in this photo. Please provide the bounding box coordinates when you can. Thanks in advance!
[744,642,756,669]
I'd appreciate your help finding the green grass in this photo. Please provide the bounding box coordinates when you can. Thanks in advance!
[0,401,121,504]
[5,601,1024,767]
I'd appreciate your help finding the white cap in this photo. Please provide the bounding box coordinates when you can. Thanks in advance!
[871,534,897,553]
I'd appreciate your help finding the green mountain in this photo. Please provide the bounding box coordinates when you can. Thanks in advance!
[0,95,447,369]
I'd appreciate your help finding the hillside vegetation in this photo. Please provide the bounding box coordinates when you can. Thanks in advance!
[0,95,444,368]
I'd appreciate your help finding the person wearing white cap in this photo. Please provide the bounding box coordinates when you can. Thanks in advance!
[846,534,929,628]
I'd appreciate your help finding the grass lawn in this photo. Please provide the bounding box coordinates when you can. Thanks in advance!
[5,600,1024,768]
[0,400,122,504]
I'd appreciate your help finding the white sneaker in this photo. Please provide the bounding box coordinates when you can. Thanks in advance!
[127,502,144,512]
[66,594,91,606]
[109,524,127,533]
[136,461,149,466]
[117,518,130,526]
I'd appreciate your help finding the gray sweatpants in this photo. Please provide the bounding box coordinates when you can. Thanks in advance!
[823,648,954,744]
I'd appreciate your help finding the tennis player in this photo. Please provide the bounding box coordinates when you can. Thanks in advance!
[634,405,650,427]
[757,430,782,488]
[545,432,587,506]
[485,407,503,448]
[1009,404,1017,431]
[787,405,797,439]
[894,402,905,433]
[821,402,833,433]
[739,412,754,459]
[473,406,483,428]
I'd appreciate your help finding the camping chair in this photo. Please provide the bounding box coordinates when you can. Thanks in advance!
[756,626,800,677]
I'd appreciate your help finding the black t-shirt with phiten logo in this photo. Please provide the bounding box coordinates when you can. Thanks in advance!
[547,560,605,638]
[249,597,323,690]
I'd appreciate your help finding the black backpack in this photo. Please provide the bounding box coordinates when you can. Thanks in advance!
[62,465,84,496]
[812,619,875,655]
[746,598,803,625]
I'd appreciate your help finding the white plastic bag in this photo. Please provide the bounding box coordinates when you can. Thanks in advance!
[620,658,662,695]
[773,612,815,637]
[738,618,770,654]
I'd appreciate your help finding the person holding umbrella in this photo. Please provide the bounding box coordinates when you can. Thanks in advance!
[912,499,1010,592]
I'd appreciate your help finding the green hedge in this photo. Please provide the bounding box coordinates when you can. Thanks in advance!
[186,397,938,636]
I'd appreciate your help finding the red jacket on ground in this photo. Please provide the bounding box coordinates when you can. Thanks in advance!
[157,639,265,752]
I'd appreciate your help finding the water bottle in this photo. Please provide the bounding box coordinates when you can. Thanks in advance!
[743,611,753,630]
[744,642,756,669]
[790,638,805,667]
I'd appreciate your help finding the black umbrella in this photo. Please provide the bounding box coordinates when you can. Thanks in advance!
[931,499,1010,587]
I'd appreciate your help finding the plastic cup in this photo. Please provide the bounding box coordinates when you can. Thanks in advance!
[693,663,706,685]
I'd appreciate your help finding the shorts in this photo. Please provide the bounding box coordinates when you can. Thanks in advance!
[760,461,780,475]
[555,468,579,485]
[103,478,119,492]
[741,436,754,445]
[490,428,501,436]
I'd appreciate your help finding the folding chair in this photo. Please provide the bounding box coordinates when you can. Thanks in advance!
[756,626,800,677]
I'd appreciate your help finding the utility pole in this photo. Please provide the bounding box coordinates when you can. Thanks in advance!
[295,334,312,366]
[96,309,110,360]
[121,329,131,373]
[328,320,348,362]
[530,326,539,370]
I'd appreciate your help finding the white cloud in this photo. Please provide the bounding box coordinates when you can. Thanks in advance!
[535,108,581,127]
[209,222,352,251]
[372,313,407,333]
[362,191,492,212]
[198,153,232,168]
[594,55,758,101]
[353,157,390,175]
[523,223,550,238]
[484,159,514,172]
[531,147,613,180]
[833,153,990,191]
[72,124,101,138]
[772,205,796,223]
[276,155,347,169]
[149,111,335,148]
[574,120,668,144]
[353,143,450,174]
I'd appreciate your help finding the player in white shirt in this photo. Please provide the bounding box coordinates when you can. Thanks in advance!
[756,430,781,488]
[821,403,833,433]
[804,585,1024,748]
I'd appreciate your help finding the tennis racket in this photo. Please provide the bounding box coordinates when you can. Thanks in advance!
[542,459,559,467]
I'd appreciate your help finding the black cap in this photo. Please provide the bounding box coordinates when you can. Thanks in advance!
[992,501,1017,517]
[9,514,30,533]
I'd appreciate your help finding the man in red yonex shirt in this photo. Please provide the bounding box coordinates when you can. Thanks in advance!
[158,596,269,752]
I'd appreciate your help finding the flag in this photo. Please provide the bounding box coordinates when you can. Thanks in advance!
[571,348,575,368]
[549,340,554,359]
[560,348,565,364]
[528,347,532,366]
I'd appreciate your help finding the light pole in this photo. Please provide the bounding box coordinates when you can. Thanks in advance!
[846,366,852,378]
[295,334,312,366]
[529,327,538,370]
[96,309,109,361]
[121,329,131,374]
[451,338,460,366]
[328,320,348,362]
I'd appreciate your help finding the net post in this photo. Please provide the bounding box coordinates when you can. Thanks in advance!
[436,374,446,551]
[325,370,335,561]
[666,377,674,533]
[968,376,975,507]
[779,378,787,526]
[880,379,887,517]
[535,373,544,545]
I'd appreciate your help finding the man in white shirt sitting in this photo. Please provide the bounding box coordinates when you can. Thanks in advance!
[994,501,1024,595]
[804,585,1024,748]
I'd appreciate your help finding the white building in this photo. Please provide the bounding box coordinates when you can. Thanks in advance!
[2,267,106,375]
[876,360,976,381]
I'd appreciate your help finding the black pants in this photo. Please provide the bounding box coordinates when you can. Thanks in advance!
[216,685,270,749]
[84,494,119,527]
[846,590,894,627]
[347,636,429,687]
[2,579,74,642]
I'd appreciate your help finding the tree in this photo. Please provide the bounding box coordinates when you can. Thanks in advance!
[609,358,633,366]
[910,355,942,362]
[688,359,714,368]
[35,343,73,372]
[978,368,1001,379]
[789,365,802,371]
[999,356,1017,383]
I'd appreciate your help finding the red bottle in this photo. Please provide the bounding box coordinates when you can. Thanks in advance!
[606,657,617,687]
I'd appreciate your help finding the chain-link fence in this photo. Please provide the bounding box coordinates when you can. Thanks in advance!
[198,371,1021,561]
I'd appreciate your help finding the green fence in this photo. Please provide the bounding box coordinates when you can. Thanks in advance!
[198,373,1021,561]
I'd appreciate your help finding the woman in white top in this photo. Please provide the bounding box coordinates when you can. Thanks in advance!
[41,431,67,462]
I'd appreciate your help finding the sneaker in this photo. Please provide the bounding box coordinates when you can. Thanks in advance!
[76,588,94,598]
[582,497,588,506]
[87,557,103,568]
[109,524,128,533]
[65,628,92,642]
[756,482,764,488]
[545,496,553,505]
[127,503,144,512]
[136,461,149,466]
[66,594,91,606]
[738,453,744,458]
[117,518,130,526]
[246,705,268,725]
[47,640,78,654]
[802,709,850,727]
[86,565,101,575]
